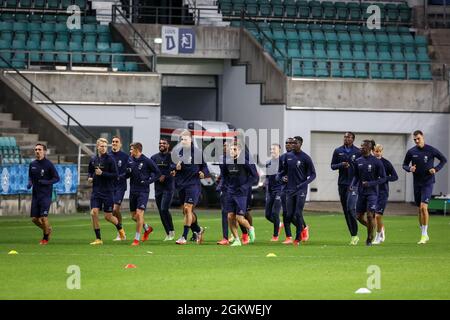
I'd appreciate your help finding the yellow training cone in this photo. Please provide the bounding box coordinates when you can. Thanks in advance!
[8,250,18,255]
[266,253,277,257]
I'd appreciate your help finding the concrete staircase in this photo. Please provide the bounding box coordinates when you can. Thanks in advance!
[184,0,229,26]
[0,106,53,159]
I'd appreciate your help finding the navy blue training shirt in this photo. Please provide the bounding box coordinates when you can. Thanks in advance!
[88,153,118,195]
[265,157,283,194]
[109,150,129,191]
[379,157,398,194]
[331,144,361,186]
[28,158,60,199]
[220,154,258,197]
[402,144,447,186]
[151,152,175,192]
[351,154,386,195]
[278,150,316,193]
[125,154,161,193]
[171,145,209,189]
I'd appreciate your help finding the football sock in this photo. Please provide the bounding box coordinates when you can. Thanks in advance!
[95,228,101,240]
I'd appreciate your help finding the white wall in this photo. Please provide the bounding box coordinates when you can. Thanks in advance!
[220,60,286,163]
[284,110,450,202]
[43,104,161,198]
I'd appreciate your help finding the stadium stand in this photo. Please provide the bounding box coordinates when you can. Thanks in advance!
[0,0,142,71]
[221,0,432,80]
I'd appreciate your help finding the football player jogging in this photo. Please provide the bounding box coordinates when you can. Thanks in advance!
[171,130,209,245]
[88,138,125,245]
[350,140,386,246]
[402,130,447,244]
[372,144,398,244]
[279,138,293,243]
[217,141,231,245]
[28,143,60,245]
[265,143,283,241]
[151,138,176,241]
[220,142,258,247]
[331,132,361,245]
[109,136,130,241]
[277,136,316,246]
[124,142,161,246]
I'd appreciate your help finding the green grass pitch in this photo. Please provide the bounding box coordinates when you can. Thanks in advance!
[1,210,449,300]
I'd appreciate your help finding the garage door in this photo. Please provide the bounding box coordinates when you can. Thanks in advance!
[310,132,406,201]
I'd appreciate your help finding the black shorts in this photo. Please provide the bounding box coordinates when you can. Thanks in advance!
[90,194,114,213]
[30,197,51,218]
[129,191,149,212]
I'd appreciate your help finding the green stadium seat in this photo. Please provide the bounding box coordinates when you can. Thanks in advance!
[399,4,411,22]
[40,41,55,62]
[393,63,406,79]
[340,49,353,60]
[415,35,428,47]
[348,3,361,21]
[337,31,351,43]
[370,63,381,78]
[309,1,323,19]
[245,0,258,16]
[287,40,299,49]
[83,41,97,63]
[57,15,69,24]
[325,30,337,43]
[48,0,60,9]
[323,2,336,20]
[55,41,69,63]
[398,26,410,34]
[296,1,309,19]
[327,49,339,60]
[20,0,32,7]
[353,50,365,61]
[407,64,420,80]
[287,47,301,58]
[15,14,29,22]
[26,39,40,62]
[61,0,73,9]
[29,14,43,23]
[295,23,309,31]
[342,62,354,78]
[404,52,416,62]
[272,28,286,40]
[43,15,57,23]
[301,40,312,50]
[284,0,297,18]
[298,30,311,41]
[125,61,138,72]
[417,52,430,62]
[301,48,313,59]
[302,61,314,77]
[272,0,284,17]
[285,29,298,41]
[381,63,394,79]
[34,0,46,8]
[311,30,325,42]
[391,52,404,62]
[13,22,27,33]
[328,61,339,77]
[74,0,86,10]
[354,62,367,78]
[327,42,338,51]
[314,48,327,60]
[69,41,83,63]
[378,51,391,62]
[315,61,329,77]
[386,3,399,22]
[6,0,17,8]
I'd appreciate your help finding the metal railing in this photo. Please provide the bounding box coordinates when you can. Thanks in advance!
[287,59,448,80]
[111,5,157,72]
[0,49,150,71]
[0,54,96,143]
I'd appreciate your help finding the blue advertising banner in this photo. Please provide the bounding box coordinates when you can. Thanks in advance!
[0,164,78,195]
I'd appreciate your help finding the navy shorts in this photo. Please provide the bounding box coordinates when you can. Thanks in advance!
[113,188,126,205]
[414,184,433,207]
[225,194,247,216]
[90,194,114,212]
[129,191,149,212]
[356,193,378,214]
[178,186,201,206]
[30,197,51,218]
[377,192,389,215]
